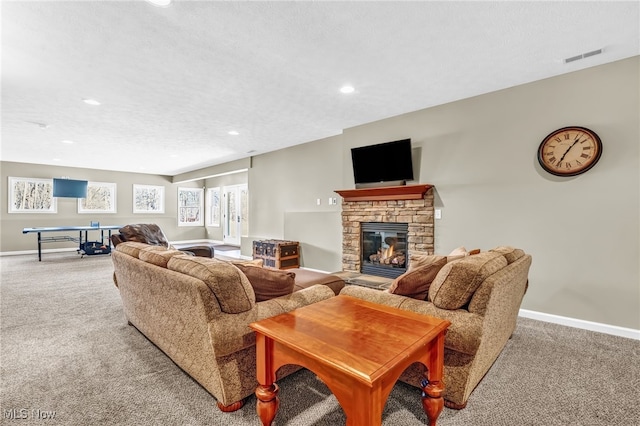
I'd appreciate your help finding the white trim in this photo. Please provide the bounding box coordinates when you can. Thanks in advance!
[519,309,640,341]
[169,239,222,245]
[173,168,248,184]
[297,266,329,274]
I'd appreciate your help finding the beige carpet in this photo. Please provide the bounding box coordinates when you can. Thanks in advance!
[1,252,639,425]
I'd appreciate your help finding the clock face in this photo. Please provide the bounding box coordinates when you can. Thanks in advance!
[537,126,603,176]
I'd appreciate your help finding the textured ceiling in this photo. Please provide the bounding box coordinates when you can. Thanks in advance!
[2,1,638,176]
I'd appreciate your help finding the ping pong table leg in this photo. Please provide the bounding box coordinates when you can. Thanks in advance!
[37,232,42,262]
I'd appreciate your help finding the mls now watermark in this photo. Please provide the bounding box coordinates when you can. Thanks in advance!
[4,408,56,420]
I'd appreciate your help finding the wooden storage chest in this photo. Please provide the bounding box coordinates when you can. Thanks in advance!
[253,239,300,270]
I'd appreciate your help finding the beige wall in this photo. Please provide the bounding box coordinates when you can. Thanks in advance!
[0,162,205,252]
[246,57,639,329]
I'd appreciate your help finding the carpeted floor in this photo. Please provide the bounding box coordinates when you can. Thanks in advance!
[1,252,639,425]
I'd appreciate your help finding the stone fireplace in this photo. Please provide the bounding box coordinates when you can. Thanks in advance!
[335,184,434,278]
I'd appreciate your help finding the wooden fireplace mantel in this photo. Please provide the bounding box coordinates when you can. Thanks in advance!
[335,184,433,202]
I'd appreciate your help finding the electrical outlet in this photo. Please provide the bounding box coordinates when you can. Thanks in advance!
[316,198,321,206]
[435,209,442,219]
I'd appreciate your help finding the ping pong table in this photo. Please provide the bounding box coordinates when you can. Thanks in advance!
[22,225,122,261]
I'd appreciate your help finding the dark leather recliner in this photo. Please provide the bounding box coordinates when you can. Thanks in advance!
[110,224,214,258]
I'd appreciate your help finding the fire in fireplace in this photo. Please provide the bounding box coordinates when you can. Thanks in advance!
[361,222,409,279]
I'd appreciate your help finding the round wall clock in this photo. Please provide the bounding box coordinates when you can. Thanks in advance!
[537,126,603,176]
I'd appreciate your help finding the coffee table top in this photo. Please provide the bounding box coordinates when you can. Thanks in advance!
[250,295,450,385]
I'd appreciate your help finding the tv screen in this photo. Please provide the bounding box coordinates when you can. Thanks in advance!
[351,139,414,185]
[53,178,88,198]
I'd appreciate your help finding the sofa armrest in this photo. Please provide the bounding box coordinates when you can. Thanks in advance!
[340,285,483,355]
[267,284,335,312]
[209,284,335,357]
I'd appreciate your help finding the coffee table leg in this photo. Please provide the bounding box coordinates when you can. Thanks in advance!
[255,333,279,426]
[256,383,279,426]
[421,331,446,426]
[421,377,444,426]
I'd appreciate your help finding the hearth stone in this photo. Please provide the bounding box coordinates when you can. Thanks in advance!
[331,271,392,290]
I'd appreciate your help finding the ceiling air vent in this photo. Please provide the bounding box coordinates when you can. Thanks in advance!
[583,48,603,58]
[564,48,603,64]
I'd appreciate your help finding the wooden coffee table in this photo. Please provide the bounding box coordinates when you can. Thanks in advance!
[249,295,450,426]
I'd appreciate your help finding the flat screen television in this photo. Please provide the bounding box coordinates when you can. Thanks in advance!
[351,139,414,186]
[52,178,88,198]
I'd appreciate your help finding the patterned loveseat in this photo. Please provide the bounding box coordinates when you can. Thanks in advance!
[341,246,531,409]
[111,241,339,411]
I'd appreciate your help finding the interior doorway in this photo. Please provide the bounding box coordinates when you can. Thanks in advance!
[222,184,248,246]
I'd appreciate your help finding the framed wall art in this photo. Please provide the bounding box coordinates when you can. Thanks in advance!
[206,187,221,227]
[78,181,117,213]
[133,184,165,214]
[178,187,204,226]
[8,177,57,213]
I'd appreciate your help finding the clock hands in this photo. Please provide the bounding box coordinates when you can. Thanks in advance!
[555,137,581,166]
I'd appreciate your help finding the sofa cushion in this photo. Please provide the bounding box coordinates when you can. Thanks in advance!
[139,246,185,268]
[490,246,525,264]
[167,256,255,314]
[408,254,446,271]
[229,258,264,267]
[234,264,296,302]
[115,241,153,258]
[409,245,475,271]
[448,246,468,256]
[429,251,507,309]
[388,257,447,300]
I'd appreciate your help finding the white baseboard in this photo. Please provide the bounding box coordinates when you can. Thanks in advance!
[519,309,640,340]
[169,239,223,245]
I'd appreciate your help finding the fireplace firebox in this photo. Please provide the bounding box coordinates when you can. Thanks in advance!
[361,222,408,279]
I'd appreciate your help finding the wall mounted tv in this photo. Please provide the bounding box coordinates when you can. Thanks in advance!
[351,138,414,188]
[52,178,88,198]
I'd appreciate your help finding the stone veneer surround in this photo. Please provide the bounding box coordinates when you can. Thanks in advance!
[337,186,435,274]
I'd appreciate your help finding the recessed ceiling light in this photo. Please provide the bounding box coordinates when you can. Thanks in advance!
[61,140,74,144]
[228,130,240,136]
[53,158,61,162]
[82,98,101,106]
[340,85,355,94]
[145,0,172,7]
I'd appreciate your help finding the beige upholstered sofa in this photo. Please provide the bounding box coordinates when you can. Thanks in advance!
[340,246,531,409]
[111,241,343,411]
